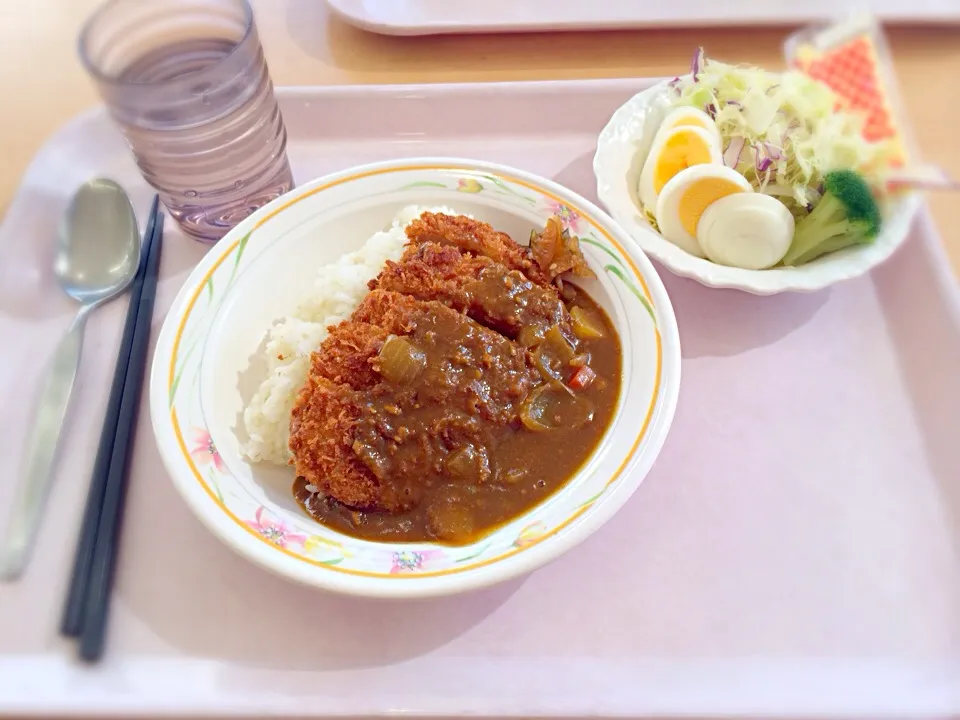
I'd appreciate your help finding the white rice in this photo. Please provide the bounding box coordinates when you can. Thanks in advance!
[241,205,458,465]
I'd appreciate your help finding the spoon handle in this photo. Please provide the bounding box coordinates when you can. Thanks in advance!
[0,308,90,580]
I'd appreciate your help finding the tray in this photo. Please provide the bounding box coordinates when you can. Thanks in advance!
[324,0,960,34]
[0,79,959,719]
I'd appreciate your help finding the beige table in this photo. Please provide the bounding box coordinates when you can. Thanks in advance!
[0,0,957,274]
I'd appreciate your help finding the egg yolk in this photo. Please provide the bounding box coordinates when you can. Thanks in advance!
[653,130,715,194]
[678,178,748,237]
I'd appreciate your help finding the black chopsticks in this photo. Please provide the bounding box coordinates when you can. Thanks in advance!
[60,195,164,662]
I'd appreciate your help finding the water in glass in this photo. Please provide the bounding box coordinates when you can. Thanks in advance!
[80,0,294,242]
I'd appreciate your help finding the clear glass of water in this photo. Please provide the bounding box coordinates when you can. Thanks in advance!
[79,0,295,242]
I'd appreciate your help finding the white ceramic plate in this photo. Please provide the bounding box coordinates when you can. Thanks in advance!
[593,79,924,295]
[149,158,682,598]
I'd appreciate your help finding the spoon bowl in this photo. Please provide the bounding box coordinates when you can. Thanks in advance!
[55,179,140,306]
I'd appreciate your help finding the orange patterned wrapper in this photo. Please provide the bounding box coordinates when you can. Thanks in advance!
[786,15,909,171]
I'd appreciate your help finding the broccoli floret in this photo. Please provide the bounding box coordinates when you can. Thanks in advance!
[781,169,882,266]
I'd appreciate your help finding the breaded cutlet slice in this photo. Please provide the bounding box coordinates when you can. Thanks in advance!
[310,292,435,391]
[370,242,574,345]
[405,212,551,286]
[351,288,425,331]
[354,289,536,401]
[309,321,390,390]
[288,375,385,510]
[344,289,536,420]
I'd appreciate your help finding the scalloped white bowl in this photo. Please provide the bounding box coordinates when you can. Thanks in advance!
[593,78,924,295]
[150,158,681,598]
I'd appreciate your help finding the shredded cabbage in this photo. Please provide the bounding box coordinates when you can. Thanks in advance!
[671,51,895,221]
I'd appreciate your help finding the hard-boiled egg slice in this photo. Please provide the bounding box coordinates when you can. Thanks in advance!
[638,125,723,212]
[655,165,753,257]
[659,106,723,150]
[696,193,795,270]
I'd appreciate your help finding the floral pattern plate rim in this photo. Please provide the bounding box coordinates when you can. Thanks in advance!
[149,158,682,598]
[592,79,924,295]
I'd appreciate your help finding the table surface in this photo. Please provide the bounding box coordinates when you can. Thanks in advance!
[0,0,957,276]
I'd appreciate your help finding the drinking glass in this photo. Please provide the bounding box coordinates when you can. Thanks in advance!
[79,0,295,242]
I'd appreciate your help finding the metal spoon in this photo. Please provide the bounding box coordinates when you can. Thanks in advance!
[0,179,140,580]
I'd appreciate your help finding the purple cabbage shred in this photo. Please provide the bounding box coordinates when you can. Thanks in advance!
[691,47,704,82]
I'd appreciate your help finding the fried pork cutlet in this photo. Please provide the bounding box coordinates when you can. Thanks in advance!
[289,292,537,512]
[350,289,425,335]
[289,375,380,509]
[291,213,595,515]
[370,242,575,346]
[308,321,390,390]
[405,212,551,286]
[405,212,595,287]
[352,290,536,417]
[309,289,469,391]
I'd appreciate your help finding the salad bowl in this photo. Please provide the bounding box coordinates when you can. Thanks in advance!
[594,77,924,295]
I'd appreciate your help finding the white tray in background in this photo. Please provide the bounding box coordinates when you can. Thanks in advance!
[325,0,960,34]
[0,80,958,718]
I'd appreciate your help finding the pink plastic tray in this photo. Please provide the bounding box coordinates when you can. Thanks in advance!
[324,0,960,33]
[0,80,958,719]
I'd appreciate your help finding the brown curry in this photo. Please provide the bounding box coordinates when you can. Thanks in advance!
[289,212,622,545]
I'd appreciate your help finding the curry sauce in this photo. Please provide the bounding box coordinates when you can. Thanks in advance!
[293,286,620,545]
